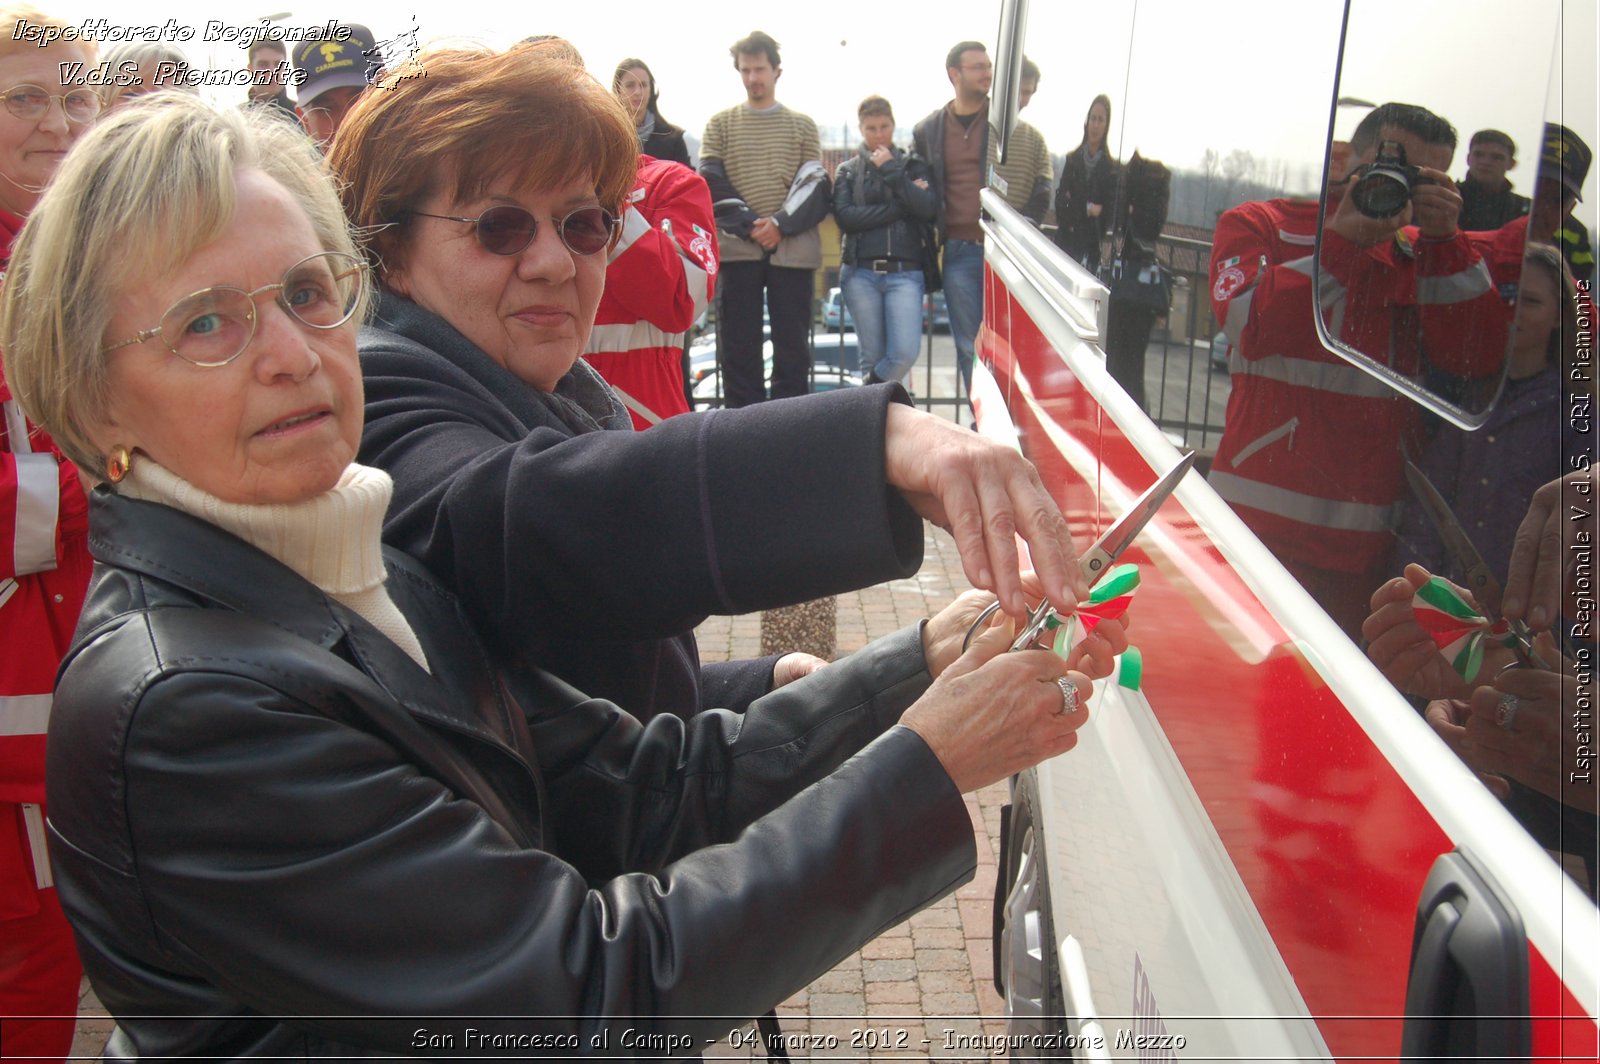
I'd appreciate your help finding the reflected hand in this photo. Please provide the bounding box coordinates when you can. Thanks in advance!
[902,618,1094,794]
[1410,168,1461,239]
[1327,175,1408,247]
[1503,469,1595,631]
[1424,698,1510,800]
[1363,564,1472,700]
[1462,645,1596,814]
[772,652,829,688]
[884,404,1090,619]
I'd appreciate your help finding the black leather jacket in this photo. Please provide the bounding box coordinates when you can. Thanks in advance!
[833,145,937,266]
[359,295,924,721]
[47,491,975,1059]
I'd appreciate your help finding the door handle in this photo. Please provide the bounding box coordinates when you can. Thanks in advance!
[1400,848,1529,1061]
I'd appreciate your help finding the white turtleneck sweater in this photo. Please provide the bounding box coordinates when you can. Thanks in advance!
[117,460,430,672]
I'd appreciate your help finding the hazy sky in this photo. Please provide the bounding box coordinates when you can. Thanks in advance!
[64,0,1599,226]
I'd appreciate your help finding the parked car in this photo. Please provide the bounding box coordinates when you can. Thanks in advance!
[923,291,950,332]
[819,286,854,330]
[810,330,862,373]
[686,323,776,384]
[686,333,720,384]
[1210,329,1231,372]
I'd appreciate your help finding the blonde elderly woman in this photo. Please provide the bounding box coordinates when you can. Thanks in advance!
[339,43,1104,728]
[0,4,99,1058]
[1,93,1109,1058]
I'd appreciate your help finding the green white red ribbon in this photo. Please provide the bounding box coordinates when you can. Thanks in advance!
[1410,576,1515,682]
[1052,563,1143,690]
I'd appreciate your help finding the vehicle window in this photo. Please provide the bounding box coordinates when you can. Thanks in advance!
[1312,0,1594,897]
[1312,0,1566,428]
[1015,0,1596,904]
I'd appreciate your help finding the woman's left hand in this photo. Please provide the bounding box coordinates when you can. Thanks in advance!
[884,405,1089,620]
[772,652,830,688]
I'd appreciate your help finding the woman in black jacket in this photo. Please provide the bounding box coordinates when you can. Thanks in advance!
[614,57,691,166]
[1052,93,1117,273]
[339,46,1109,726]
[833,95,938,385]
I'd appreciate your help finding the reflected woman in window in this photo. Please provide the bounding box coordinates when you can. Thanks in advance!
[1052,94,1116,273]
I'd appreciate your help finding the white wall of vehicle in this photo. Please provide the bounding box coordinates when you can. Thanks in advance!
[980,175,1599,1055]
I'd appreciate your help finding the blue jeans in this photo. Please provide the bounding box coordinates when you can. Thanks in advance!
[839,265,925,384]
[941,238,984,395]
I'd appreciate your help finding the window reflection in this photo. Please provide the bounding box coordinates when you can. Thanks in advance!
[1017,0,1595,899]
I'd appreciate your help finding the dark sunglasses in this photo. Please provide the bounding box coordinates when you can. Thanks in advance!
[409,204,620,257]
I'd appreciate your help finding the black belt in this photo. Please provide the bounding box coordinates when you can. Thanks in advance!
[855,258,920,274]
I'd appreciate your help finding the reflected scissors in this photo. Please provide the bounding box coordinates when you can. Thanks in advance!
[964,452,1196,652]
[1402,459,1550,670]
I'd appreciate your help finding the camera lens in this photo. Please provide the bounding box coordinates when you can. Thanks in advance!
[1352,170,1410,219]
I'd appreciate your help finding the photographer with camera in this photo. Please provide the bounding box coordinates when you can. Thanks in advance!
[1207,102,1506,637]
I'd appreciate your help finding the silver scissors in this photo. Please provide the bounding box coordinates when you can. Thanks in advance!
[963,452,1196,652]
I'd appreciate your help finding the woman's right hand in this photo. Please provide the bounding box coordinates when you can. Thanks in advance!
[883,404,1089,620]
[902,614,1093,794]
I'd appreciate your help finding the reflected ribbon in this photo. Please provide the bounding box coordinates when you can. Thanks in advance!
[1411,575,1516,683]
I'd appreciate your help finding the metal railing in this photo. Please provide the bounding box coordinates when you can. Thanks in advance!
[690,232,1225,441]
[1142,233,1229,452]
[692,291,966,423]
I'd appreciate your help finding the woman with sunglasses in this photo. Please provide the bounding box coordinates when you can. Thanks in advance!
[8,89,1110,1057]
[0,5,100,1059]
[339,43,1105,723]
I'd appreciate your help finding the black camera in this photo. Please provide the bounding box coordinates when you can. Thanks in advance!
[1349,140,1433,219]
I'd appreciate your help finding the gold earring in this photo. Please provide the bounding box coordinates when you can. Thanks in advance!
[105,445,132,484]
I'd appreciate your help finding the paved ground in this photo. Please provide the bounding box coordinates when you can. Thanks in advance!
[66,525,1013,1061]
[697,527,1012,1061]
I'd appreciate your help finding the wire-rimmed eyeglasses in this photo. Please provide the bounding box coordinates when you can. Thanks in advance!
[101,252,366,368]
[2,84,102,124]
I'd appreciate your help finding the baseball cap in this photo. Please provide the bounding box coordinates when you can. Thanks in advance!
[1540,123,1592,201]
[293,25,385,107]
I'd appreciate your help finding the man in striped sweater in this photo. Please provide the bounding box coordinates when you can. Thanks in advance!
[700,30,831,408]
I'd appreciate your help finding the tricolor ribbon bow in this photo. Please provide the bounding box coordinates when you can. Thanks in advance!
[1046,563,1144,690]
[1410,576,1516,682]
